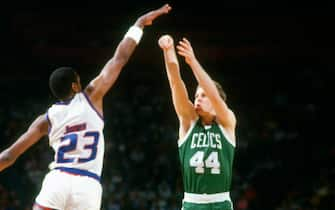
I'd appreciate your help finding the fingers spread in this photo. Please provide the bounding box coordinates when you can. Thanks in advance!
[178,41,189,50]
[177,50,187,57]
[182,37,191,45]
[176,45,186,52]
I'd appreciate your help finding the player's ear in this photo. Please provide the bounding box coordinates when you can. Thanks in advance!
[72,82,81,93]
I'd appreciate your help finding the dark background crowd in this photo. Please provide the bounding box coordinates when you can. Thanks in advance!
[0,0,333,209]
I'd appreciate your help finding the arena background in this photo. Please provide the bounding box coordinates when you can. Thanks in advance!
[0,0,333,209]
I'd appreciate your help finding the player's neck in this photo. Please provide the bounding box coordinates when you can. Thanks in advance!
[200,115,216,125]
[61,93,76,102]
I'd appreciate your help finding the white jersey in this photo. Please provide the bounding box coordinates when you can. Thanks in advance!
[46,92,104,180]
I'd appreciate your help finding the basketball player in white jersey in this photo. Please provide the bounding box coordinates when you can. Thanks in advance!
[0,4,171,210]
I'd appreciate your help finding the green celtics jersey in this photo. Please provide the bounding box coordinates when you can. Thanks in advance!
[178,119,235,194]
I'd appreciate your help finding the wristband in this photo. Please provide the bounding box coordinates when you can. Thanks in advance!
[124,25,143,44]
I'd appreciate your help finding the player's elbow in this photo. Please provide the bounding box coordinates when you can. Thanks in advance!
[114,52,130,67]
[0,149,16,170]
[104,57,128,76]
[167,61,179,71]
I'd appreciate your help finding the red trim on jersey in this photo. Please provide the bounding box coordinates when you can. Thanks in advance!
[64,123,87,134]
[33,202,56,210]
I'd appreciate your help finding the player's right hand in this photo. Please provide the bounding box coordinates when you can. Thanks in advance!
[135,4,172,28]
[158,34,174,50]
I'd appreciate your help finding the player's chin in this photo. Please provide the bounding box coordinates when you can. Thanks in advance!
[195,107,203,114]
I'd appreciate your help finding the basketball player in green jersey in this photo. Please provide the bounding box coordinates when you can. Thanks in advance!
[158,34,237,210]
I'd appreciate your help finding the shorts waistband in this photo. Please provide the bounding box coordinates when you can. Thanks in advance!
[183,192,231,204]
[54,167,101,183]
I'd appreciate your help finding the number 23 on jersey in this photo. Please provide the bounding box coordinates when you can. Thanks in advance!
[56,131,99,163]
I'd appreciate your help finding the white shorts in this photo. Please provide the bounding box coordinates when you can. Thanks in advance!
[35,169,102,210]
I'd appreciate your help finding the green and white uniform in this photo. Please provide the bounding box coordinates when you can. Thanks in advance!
[178,119,235,210]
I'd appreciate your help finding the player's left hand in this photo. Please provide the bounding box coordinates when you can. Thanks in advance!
[177,38,196,65]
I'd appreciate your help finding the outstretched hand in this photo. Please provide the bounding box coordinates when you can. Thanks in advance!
[158,34,174,50]
[135,4,172,28]
[176,38,196,65]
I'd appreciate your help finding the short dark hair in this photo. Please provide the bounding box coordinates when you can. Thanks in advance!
[49,67,78,100]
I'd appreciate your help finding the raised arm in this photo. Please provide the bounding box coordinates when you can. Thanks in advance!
[176,38,236,137]
[158,35,197,138]
[85,4,172,110]
[0,114,49,172]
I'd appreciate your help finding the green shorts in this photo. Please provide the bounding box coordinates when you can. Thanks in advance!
[182,200,233,210]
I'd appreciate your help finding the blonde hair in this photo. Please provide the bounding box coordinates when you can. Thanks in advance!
[196,80,227,101]
[213,80,227,101]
